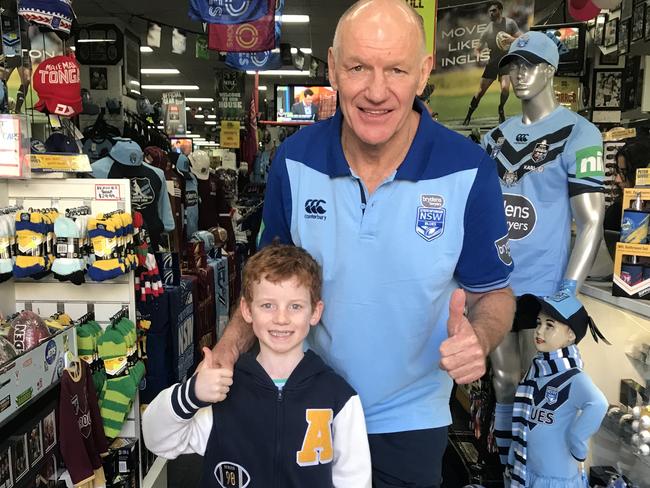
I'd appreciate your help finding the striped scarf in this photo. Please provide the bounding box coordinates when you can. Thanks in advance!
[508,345,583,487]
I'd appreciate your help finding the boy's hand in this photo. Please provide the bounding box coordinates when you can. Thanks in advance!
[194,347,234,403]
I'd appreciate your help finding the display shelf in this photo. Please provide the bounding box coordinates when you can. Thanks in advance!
[582,281,650,319]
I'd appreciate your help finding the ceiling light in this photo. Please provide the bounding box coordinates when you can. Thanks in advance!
[207,114,217,119]
[77,39,116,43]
[129,80,140,86]
[185,97,215,102]
[290,48,312,54]
[185,107,190,111]
[276,14,309,23]
[204,121,217,125]
[69,46,76,51]
[130,89,141,95]
[258,85,267,91]
[195,114,205,119]
[246,70,310,76]
[157,125,164,129]
[141,68,180,75]
[141,46,154,53]
[141,84,199,90]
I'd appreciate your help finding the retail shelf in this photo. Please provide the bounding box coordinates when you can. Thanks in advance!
[142,456,167,488]
[582,280,650,320]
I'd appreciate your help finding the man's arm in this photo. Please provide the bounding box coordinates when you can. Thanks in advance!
[439,287,515,384]
[211,306,255,369]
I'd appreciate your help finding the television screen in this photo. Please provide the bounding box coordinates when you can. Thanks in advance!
[275,85,337,123]
[170,138,193,156]
[529,23,585,75]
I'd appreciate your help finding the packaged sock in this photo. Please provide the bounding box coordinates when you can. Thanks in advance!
[0,214,14,282]
[88,217,124,281]
[14,212,46,278]
[52,216,85,285]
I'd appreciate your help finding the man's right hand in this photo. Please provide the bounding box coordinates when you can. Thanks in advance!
[194,347,234,403]
[210,338,239,370]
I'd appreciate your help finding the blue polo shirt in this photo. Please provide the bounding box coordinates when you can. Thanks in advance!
[258,100,513,433]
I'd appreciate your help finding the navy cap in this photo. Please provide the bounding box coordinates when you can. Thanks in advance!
[498,31,560,69]
[31,139,47,154]
[110,139,143,166]
[525,290,609,344]
[106,98,122,115]
[44,132,79,154]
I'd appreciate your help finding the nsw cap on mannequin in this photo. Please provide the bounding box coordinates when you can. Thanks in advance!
[498,31,559,70]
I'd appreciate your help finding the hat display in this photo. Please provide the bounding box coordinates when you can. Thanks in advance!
[110,139,143,166]
[188,150,210,180]
[44,132,79,154]
[498,31,560,70]
[525,291,609,345]
[33,54,82,117]
[568,0,600,22]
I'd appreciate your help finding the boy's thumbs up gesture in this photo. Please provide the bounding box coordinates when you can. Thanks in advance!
[439,289,488,385]
[194,347,234,403]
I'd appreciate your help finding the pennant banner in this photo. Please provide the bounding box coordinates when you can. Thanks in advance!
[189,0,268,25]
[147,22,161,48]
[172,28,187,54]
[225,50,282,71]
[196,35,209,59]
[208,0,275,52]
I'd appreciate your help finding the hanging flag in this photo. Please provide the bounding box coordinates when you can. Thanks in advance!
[225,50,282,71]
[196,35,209,59]
[147,22,161,48]
[189,0,268,25]
[208,0,275,52]
[172,28,187,55]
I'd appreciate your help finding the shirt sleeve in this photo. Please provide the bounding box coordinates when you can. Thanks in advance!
[256,143,294,249]
[506,18,520,36]
[455,153,513,292]
[567,373,608,461]
[331,395,372,488]
[142,375,214,459]
[565,118,605,198]
[154,167,176,232]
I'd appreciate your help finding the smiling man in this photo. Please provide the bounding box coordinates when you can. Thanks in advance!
[212,0,515,485]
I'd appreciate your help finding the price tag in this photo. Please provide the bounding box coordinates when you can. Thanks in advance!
[95,184,121,201]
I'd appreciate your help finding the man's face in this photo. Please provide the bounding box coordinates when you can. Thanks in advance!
[304,94,313,106]
[508,59,552,100]
[488,5,502,21]
[328,10,432,149]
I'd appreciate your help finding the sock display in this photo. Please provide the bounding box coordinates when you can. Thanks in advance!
[0,213,15,282]
[88,216,124,281]
[52,216,85,285]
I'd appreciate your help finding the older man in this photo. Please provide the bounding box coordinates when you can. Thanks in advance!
[213,1,515,486]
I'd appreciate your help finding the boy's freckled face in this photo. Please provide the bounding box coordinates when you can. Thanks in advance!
[241,277,323,357]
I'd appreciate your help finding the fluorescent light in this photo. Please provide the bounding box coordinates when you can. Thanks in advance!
[69,46,76,51]
[130,89,141,95]
[185,107,190,111]
[276,15,309,23]
[141,68,180,75]
[141,46,154,53]
[77,39,116,43]
[142,84,199,90]
[157,125,164,129]
[246,70,310,76]
[258,85,267,91]
[185,97,215,102]
[207,114,217,119]
[290,48,312,54]
[204,121,217,125]
[195,114,205,119]
[129,80,140,86]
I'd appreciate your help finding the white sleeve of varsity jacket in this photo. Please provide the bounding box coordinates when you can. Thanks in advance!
[331,395,372,488]
[142,375,213,459]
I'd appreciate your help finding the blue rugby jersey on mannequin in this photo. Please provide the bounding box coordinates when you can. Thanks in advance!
[257,99,513,434]
[483,106,604,297]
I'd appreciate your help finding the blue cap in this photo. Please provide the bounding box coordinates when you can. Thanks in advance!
[45,132,79,154]
[31,139,47,154]
[110,139,143,166]
[498,31,560,69]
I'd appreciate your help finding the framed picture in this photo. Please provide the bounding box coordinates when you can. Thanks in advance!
[600,49,620,66]
[633,2,645,41]
[619,18,630,54]
[593,69,624,109]
[646,4,650,40]
[0,445,13,488]
[11,436,27,482]
[596,13,608,46]
[28,422,43,467]
[42,410,56,452]
[622,57,641,110]
[604,17,619,47]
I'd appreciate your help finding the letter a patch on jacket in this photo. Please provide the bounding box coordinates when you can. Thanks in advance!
[296,409,334,466]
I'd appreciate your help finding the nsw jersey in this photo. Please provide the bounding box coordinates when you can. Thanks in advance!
[483,106,604,297]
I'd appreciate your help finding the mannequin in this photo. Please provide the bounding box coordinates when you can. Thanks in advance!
[506,292,608,488]
[482,31,605,464]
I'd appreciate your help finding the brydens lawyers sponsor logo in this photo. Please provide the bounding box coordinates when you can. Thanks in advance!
[503,193,537,240]
[304,199,327,220]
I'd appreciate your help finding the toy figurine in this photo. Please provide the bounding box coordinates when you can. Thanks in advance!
[507,291,609,488]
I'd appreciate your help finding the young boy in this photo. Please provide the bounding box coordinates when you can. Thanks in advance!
[142,244,371,487]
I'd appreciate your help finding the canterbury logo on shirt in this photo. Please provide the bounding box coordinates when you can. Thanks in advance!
[304,199,326,217]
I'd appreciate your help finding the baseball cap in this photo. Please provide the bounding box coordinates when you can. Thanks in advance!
[44,132,80,154]
[106,98,122,115]
[498,31,560,70]
[568,0,601,22]
[110,139,143,166]
[525,290,609,344]
[33,54,82,117]
[188,150,210,180]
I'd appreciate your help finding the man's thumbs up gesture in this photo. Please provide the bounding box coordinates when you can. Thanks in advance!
[194,347,234,403]
[439,289,489,384]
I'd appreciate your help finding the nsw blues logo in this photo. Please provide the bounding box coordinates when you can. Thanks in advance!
[545,386,559,405]
[415,194,445,242]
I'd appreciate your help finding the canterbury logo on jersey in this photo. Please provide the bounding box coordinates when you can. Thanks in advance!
[296,409,334,466]
[515,133,528,143]
[304,199,327,220]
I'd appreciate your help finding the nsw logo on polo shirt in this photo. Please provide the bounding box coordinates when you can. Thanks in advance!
[304,199,327,221]
[415,194,445,242]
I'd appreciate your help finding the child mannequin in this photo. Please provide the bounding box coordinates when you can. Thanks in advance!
[507,291,609,488]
